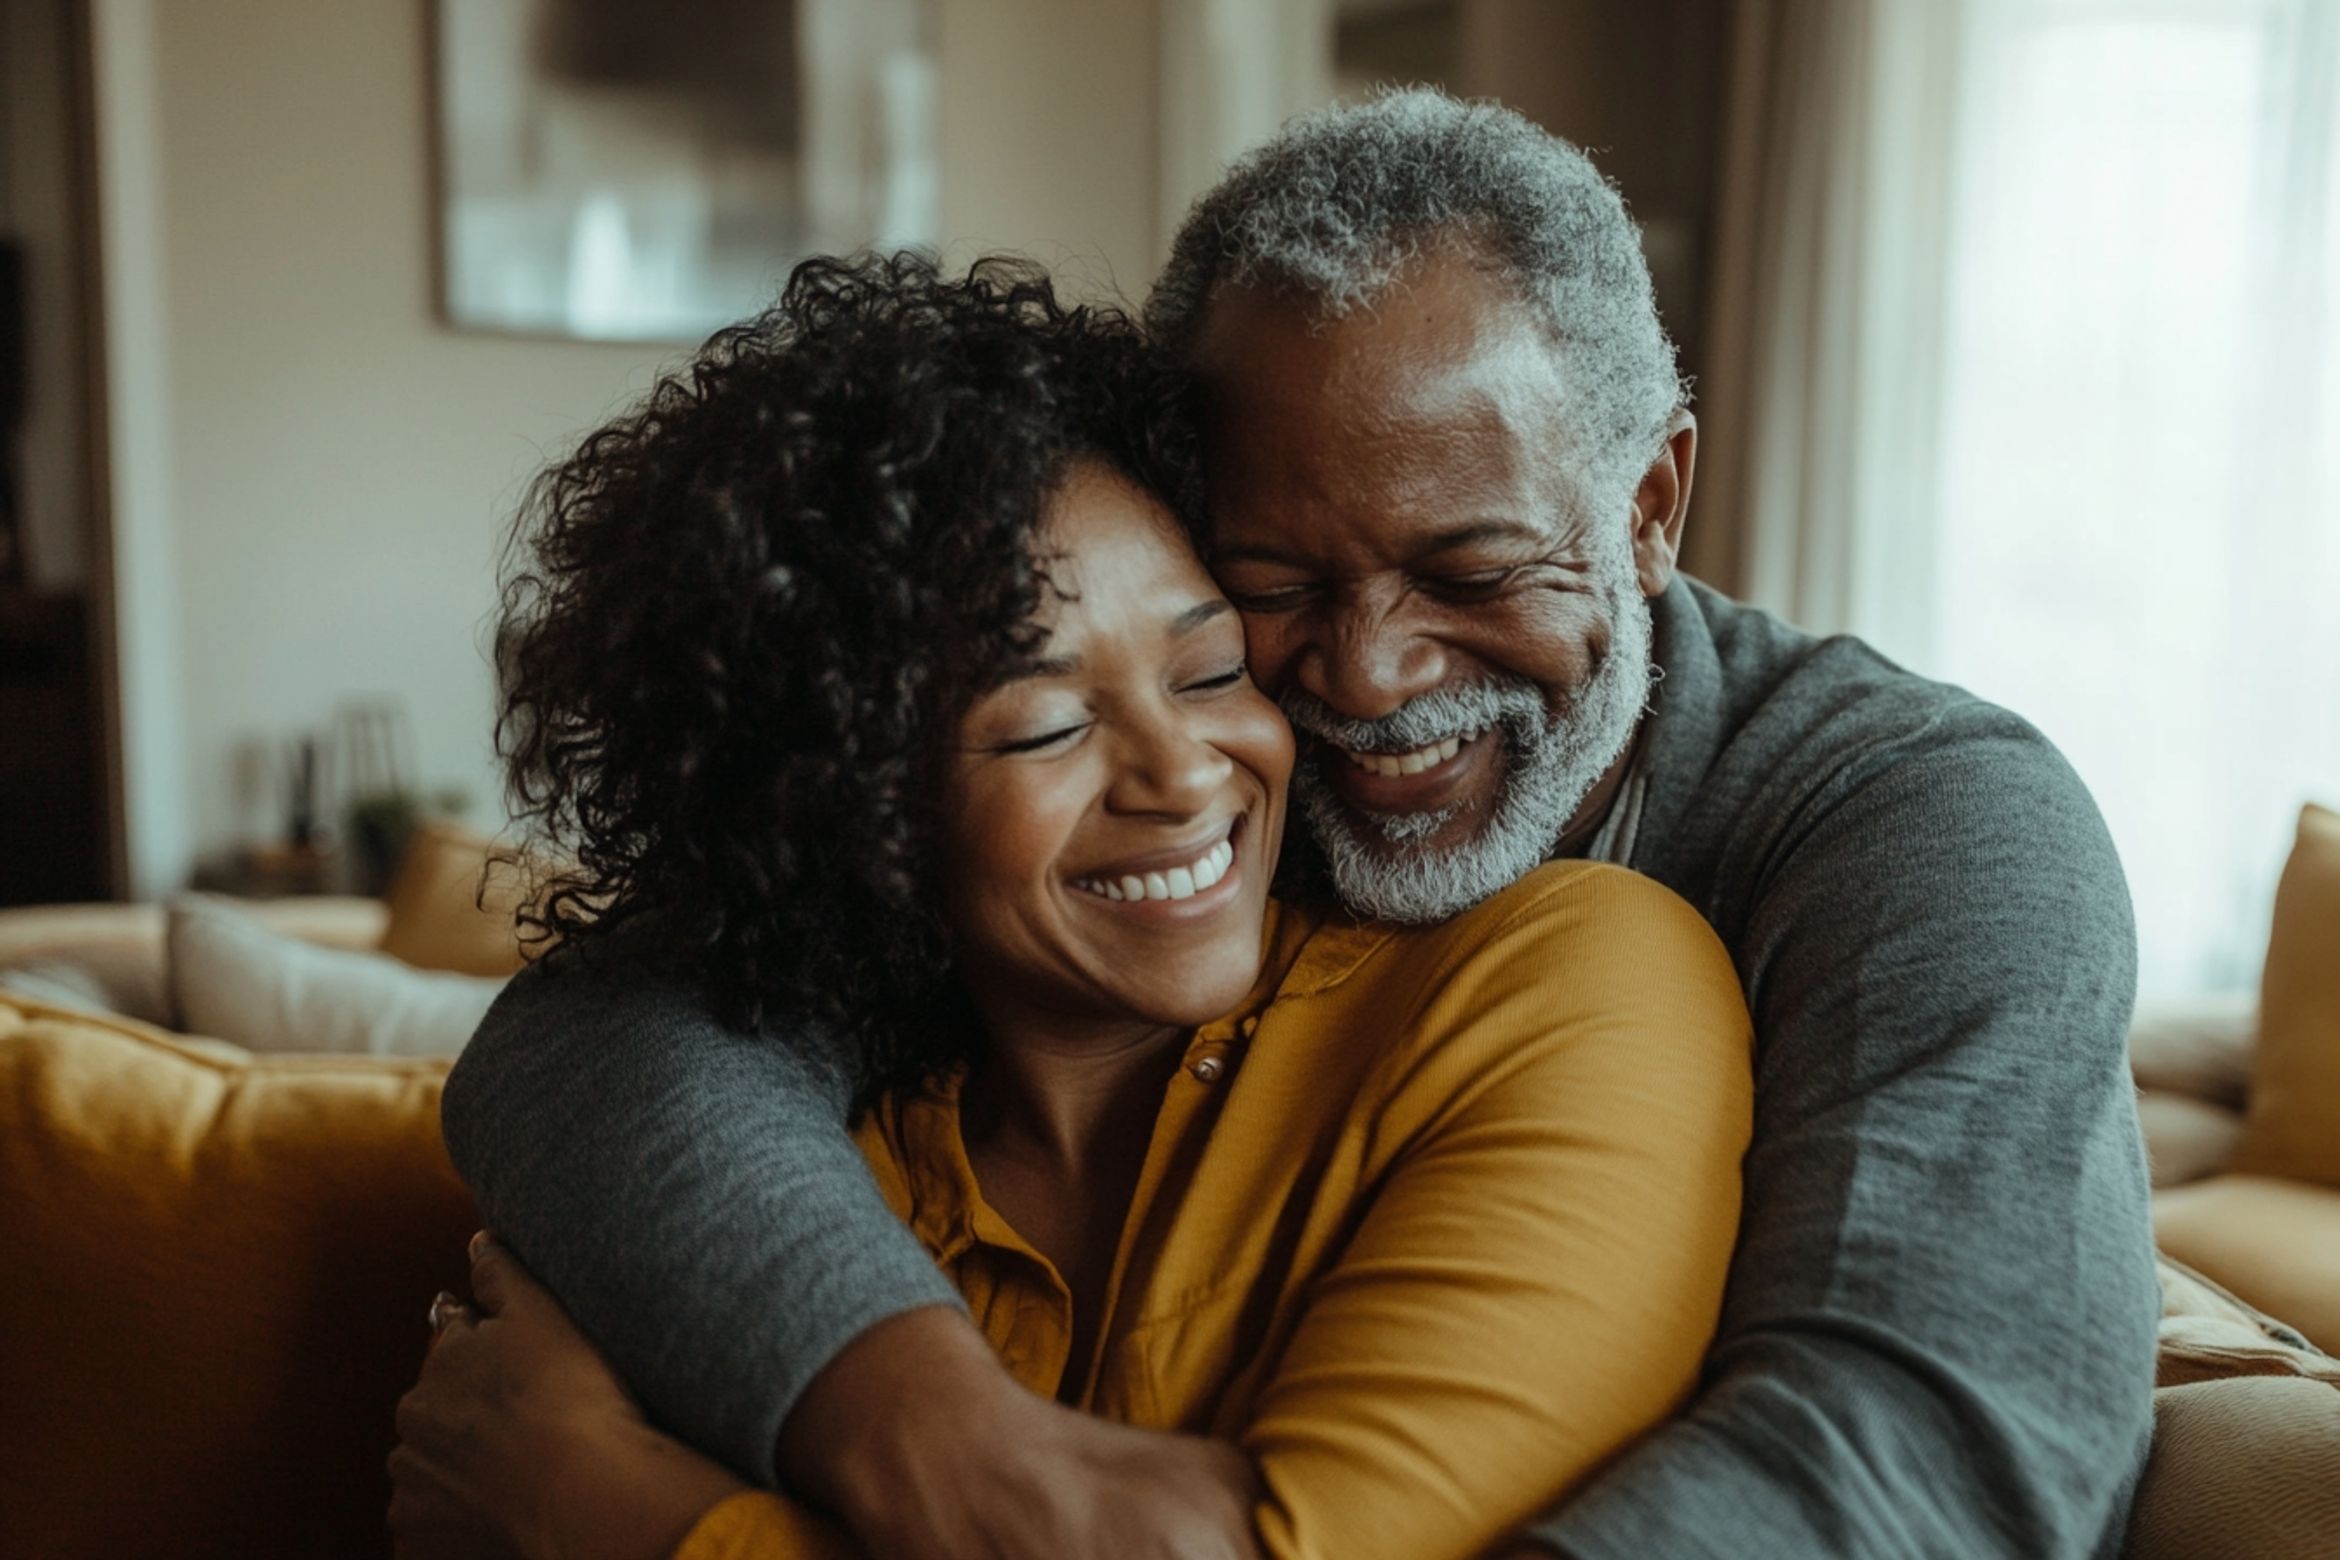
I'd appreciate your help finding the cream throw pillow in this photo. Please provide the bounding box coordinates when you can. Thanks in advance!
[168,895,502,1057]
[2233,804,2340,1188]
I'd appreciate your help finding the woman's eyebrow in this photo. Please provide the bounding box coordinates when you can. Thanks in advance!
[1169,599,1234,636]
[994,600,1231,688]
[995,653,1079,687]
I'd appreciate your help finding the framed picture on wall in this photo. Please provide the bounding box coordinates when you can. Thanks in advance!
[432,0,937,343]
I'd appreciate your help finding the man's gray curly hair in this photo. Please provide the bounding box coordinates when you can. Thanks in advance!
[1147,87,1685,513]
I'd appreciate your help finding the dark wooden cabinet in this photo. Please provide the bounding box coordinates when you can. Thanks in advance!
[0,586,109,904]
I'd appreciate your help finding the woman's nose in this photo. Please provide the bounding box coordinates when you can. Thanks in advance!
[1110,713,1233,816]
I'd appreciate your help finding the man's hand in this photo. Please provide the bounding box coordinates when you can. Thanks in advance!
[783,1307,1261,1560]
[389,1234,746,1560]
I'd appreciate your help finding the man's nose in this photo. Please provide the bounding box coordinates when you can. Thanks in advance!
[1300,595,1449,721]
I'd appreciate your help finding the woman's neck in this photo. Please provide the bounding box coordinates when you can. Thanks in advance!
[959,1008,1188,1174]
[955,1008,1187,1406]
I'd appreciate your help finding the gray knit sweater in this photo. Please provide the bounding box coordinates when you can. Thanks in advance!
[442,577,2160,1559]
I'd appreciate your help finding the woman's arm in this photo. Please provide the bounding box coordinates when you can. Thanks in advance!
[410,869,1748,1560]
[441,955,966,1489]
[446,947,1253,1559]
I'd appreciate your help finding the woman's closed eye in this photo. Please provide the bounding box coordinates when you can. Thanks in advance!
[994,721,1091,755]
[987,665,1245,753]
[1181,664,1250,694]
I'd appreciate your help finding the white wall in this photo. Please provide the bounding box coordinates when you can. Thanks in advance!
[937,0,1161,299]
[1158,0,1331,245]
[91,0,1164,894]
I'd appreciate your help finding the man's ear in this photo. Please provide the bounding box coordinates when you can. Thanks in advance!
[1628,411,1698,598]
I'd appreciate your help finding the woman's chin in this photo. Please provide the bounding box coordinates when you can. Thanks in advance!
[1118,952,1265,1033]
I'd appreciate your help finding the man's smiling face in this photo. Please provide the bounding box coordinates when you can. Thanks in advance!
[1193,248,1681,921]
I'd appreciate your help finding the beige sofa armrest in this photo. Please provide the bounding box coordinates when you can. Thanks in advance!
[2130,993,2257,1190]
[0,902,166,967]
[2130,992,2257,1108]
[0,896,389,1029]
[0,897,387,966]
[2137,1091,2247,1190]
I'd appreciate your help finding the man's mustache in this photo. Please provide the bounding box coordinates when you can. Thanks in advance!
[1279,679,1549,754]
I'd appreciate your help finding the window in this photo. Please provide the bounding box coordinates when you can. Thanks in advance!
[1920,0,2340,994]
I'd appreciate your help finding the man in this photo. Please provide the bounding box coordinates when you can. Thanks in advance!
[443,90,2159,1558]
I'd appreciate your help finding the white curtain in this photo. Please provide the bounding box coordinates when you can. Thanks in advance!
[1701,0,2340,997]
[1692,0,1964,646]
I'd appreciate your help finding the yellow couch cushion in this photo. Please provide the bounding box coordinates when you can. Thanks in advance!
[378,819,530,978]
[2154,1173,2340,1354]
[2233,803,2340,1188]
[0,996,474,1559]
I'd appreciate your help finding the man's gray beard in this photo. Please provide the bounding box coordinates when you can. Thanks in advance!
[1284,583,1654,924]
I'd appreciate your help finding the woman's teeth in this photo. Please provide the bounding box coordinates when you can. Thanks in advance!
[1073,838,1237,903]
[1340,727,1485,778]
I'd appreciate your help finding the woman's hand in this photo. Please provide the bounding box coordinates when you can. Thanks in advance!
[389,1234,746,1560]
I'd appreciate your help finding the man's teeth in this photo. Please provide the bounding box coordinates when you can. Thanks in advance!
[1340,727,1484,778]
[1073,838,1237,902]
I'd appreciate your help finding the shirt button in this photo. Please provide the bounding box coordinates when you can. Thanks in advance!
[1189,1055,1226,1083]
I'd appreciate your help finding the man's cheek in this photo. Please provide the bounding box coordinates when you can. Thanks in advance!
[1492,595,1605,691]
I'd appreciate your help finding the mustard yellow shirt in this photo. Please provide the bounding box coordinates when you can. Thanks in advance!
[677,860,1753,1560]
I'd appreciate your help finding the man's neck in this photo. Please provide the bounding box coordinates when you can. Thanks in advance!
[1552,722,1647,860]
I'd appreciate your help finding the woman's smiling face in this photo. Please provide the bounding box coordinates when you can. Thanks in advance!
[944,460,1292,1040]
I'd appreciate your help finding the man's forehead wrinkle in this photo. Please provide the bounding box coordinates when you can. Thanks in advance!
[1228,408,1529,525]
[1317,273,1579,463]
[1208,391,1566,565]
[1345,364,1567,532]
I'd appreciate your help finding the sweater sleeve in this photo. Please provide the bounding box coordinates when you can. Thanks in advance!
[1240,867,1754,1560]
[637,869,1755,1560]
[439,951,965,1487]
[1529,716,2161,1558]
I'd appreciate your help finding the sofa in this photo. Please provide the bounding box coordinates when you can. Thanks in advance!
[3,813,2336,1559]
[2135,998,2340,1354]
[2117,805,2340,1559]
[0,822,524,1559]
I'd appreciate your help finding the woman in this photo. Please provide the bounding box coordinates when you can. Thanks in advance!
[390,253,1751,1560]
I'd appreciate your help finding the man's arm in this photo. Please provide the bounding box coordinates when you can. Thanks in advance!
[1235,866,1751,1558]
[1526,713,2161,1559]
[439,949,965,1488]
[443,948,1258,1560]
[661,864,1755,1560]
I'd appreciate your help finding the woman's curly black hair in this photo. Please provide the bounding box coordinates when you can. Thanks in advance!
[496,252,1196,1101]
